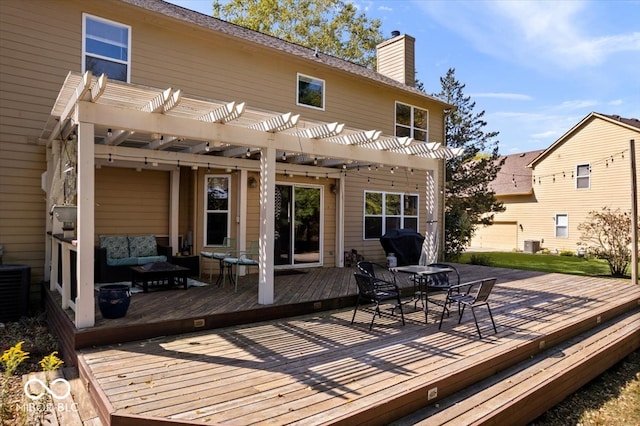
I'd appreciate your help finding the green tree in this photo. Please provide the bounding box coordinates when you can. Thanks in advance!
[577,207,634,277]
[435,68,504,260]
[212,0,384,68]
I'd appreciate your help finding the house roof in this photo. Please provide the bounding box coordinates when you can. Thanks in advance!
[491,150,544,196]
[121,0,451,109]
[528,112,640,168]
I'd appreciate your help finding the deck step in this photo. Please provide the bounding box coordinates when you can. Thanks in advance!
[393,309,640,426]
[21,368,103,426]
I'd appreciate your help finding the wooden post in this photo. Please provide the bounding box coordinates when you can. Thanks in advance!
[630,139,638,285]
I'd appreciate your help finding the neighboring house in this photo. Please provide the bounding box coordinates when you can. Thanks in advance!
[471,112,640,253]
[0,0,459,327]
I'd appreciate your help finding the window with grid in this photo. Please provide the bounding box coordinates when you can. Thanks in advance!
[395,102,428,142]
[204,175,230,245]
[576,164,590,189]
[364,191,419,239]
[83,14,130,82]
[555,214,568,238]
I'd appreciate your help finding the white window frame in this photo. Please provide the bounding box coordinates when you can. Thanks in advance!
[555,213,568,238]
[576,164,590,189]
[363,191,419,240]
[297,73,325,110]
[82,14,131,83]
[204,174,231,247]
[395,101,429,142]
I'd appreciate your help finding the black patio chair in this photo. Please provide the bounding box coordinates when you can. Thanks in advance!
[438,277,498,338]
[356,261,397,284]
[351,273,405,330]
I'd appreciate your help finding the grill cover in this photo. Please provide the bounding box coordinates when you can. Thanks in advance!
[379,229,425,266]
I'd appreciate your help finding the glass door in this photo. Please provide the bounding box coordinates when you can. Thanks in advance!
[274,184,322,266]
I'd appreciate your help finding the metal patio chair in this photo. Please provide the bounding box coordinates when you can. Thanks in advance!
[438,277,498,338]
[356,260,398,285]
[223,240,259,292]
[200,237,236,285]
[351,272,405,330]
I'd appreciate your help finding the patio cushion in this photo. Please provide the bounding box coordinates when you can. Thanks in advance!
[136,255,167,265]
[128,235,158,257]
[106,257,138,267]
[99,236,130,260]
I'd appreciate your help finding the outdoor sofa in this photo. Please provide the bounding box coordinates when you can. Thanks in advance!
[95,235,171,283]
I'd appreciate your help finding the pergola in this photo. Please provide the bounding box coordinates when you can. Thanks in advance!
[40,71,461,328]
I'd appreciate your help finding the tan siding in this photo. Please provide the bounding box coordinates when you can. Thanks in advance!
[95,167,170,238]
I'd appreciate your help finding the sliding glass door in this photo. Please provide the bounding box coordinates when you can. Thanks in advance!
[274,184,322,266]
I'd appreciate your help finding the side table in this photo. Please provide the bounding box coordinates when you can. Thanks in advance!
[171,255,200,277]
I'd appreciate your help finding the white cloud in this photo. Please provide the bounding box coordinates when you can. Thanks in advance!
[415,0,640,70]
[608,99,623,106]
[554,100,599,111]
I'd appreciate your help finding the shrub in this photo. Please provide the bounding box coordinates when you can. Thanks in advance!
[559,250,574,257]
[578,207,634,277]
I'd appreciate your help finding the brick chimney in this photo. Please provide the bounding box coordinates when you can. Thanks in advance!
[376,31,415,86]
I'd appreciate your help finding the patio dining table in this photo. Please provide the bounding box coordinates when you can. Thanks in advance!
[391,264,454,323]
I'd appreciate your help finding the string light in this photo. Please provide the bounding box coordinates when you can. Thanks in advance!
[108,153,113,163]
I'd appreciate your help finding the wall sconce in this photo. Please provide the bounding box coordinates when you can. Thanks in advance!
[248,176,258,188]
[329,184,337,194]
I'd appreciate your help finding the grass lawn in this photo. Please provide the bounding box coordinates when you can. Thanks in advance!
[459,251,614,277]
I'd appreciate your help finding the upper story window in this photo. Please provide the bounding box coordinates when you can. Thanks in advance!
[395,102,428,142]
[555,213,568,238]
[297,73,324,110]
[83,14,130,82]
[364,191,419,240]
[576,164,590,189]
[204,175,230,246]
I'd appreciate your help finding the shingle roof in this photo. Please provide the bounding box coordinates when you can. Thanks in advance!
[601,113,640,129]
[491,150,544,196]
[529,112,640,167]
[120,0,450,108]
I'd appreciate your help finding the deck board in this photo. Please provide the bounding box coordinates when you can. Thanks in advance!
[73,266,640,425]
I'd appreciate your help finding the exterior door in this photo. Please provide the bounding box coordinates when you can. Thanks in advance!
[274,184,322,266]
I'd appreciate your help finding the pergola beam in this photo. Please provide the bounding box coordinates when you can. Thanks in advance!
[102,129,134,146]
[77,99,440,170]
[249,112,300,132]
[199,101,245,123]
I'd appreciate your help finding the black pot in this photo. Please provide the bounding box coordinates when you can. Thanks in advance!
[98,284,131,319]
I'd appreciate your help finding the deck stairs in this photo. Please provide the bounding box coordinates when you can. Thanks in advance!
[392,309,640,425]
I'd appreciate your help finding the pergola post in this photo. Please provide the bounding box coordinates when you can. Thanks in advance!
[258,146,276,304]
[75,121,95,328]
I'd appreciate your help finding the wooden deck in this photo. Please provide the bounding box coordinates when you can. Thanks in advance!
[44,264,640,425]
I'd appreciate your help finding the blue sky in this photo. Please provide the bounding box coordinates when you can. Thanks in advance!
[166,0,639,155]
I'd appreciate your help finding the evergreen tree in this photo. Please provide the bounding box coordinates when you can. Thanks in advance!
[435,68,504,260]
[213,0,384,68]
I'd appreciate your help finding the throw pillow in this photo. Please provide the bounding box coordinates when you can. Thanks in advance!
[128,235,158,257]
[99,235,130,259]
